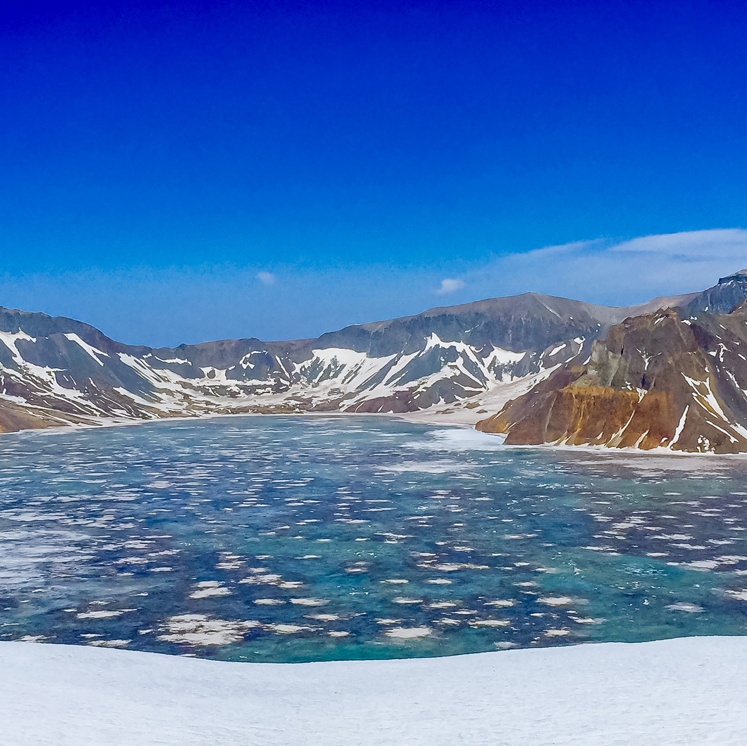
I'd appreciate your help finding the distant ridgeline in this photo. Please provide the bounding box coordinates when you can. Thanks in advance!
[2,271,747,452]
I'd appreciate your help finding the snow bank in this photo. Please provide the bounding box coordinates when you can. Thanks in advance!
[2,636,746,745]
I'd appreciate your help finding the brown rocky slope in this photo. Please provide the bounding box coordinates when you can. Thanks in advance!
[476,302,747,453]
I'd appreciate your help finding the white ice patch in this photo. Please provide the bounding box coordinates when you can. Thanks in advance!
[158,614,259,646]
[189,582,231,599]
[0,330,36,364]
[434,563,489,572]
[269,624,308,635]
[63,334,108,366]
[412,428,506,451]
[666,603,704,613]
[537,597,575,607]
[378,460,470,474]
[385,626,432,639]
[671,405,689,447]
[77,609,135,620]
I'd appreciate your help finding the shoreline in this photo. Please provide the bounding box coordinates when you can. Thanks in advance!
[2,636,746,745]
[8,408,747,459]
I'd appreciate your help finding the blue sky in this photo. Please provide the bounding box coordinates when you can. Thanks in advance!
[1,0,746,346]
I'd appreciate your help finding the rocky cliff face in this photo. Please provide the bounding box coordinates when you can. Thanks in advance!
[477,300,747,453]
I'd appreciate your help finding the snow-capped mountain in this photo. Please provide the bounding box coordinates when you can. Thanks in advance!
[477,270,747,453]
[0,290,695,433]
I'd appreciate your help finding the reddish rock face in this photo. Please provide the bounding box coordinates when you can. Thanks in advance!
[477,306,747,453]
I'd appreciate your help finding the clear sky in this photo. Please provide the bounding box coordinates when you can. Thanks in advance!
[1,0,746,346]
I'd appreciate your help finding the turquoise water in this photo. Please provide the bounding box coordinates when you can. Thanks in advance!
[1,415,747,661]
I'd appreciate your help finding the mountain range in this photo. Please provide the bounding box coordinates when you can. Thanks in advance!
[2,270,747,453]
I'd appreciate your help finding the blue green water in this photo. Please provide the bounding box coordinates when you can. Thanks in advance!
[1,415,747,661]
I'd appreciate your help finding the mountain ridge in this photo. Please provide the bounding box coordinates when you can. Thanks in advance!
[0,275,741,448]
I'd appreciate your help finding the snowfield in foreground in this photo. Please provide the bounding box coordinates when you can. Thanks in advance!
[2,637,746,745]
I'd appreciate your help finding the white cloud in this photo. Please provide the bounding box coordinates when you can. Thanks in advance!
[436,278,465,294]
[611,228,747,258]
[463,228,747,307]
[257,271,275,285]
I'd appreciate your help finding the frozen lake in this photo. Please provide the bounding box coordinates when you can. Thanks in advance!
[1,415,747,661]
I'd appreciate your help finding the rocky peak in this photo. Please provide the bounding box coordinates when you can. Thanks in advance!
[718,269,747,283]
[686,270,747,316]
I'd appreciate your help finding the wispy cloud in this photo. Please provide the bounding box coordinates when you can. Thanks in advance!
[461,228,747,307]
[435,278,465,294]
[610,228,747,258]
[257,271,276,285]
